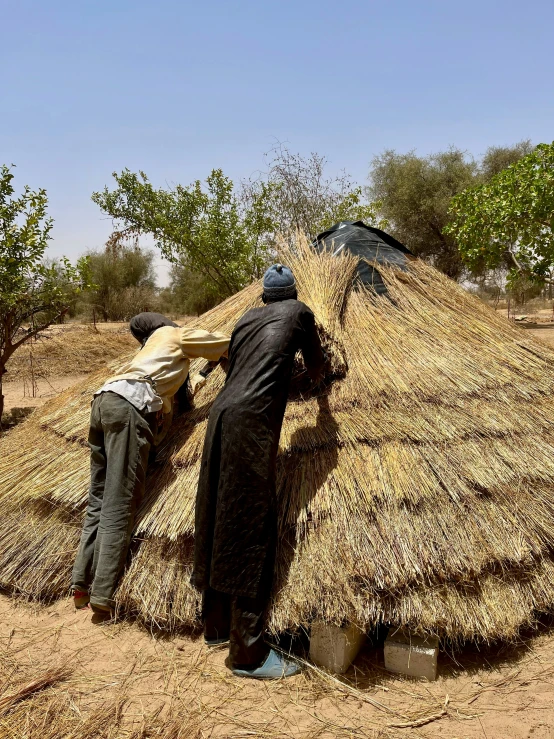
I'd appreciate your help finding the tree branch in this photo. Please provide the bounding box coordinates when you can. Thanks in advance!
[9,309,68,353]
[504,245,524,273]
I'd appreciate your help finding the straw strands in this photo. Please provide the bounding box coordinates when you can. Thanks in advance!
[4,324,136,383]
[2,234,554,641]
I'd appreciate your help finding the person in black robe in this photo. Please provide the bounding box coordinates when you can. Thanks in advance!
[193,263,326,678]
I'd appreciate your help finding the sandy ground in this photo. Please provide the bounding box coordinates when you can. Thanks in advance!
[1,375,88,414]
[1,322,133,423]
[527,326,554,350]
[495,307,554,323]
[3,594,554,737]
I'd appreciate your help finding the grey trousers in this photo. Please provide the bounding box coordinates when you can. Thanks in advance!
[71,392,152,608]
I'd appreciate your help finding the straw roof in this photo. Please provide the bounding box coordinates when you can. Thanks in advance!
[2,235,554,641]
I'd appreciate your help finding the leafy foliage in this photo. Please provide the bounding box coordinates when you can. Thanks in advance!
[369,148,478,278]
[80,235,157,321]
[92,150,385,306]
[158,264,219,317]
[0,164,90,421]
[446,142,554,285]
[480,140,535,179]
[369,144,532,279]
[92,169,275,300]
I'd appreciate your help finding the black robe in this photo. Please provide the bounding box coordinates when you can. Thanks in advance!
[193,299,325,598]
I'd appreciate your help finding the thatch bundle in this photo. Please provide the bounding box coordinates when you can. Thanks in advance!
[2,235,554,641]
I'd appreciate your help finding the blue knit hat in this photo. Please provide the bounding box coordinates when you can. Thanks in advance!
[263,263,296,299]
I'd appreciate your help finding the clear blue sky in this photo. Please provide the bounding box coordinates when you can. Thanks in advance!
[2,0,553,283]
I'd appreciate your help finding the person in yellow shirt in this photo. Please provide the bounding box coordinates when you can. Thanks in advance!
[72,312,229,617]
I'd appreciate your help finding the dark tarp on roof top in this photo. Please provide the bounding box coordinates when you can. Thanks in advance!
[313,221,413,295]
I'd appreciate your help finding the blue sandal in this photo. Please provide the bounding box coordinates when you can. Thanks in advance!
[232,649,301,679]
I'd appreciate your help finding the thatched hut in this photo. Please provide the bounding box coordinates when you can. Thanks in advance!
[2,226,554,642]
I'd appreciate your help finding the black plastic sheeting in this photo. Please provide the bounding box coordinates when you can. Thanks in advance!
[313,221,413,295]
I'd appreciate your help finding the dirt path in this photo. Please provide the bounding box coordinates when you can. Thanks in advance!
[2,594,554,737]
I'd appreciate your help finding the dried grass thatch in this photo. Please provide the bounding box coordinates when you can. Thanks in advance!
[2,234,554,641]
[4,324,136,383]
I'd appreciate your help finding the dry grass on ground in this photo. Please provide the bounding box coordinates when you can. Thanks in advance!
[1,323,136,424]
[4,323,136,384]
[2,593,554,739]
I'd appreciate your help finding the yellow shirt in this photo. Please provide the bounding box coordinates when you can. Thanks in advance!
[104,325,230,413]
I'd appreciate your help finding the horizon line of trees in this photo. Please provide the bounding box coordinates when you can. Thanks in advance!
[83,138,551,319]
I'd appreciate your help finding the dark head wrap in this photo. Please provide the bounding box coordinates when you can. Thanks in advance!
[130,312,177,346]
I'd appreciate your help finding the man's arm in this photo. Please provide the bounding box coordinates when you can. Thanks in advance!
[299,308,326,385]
[179,327,230,362]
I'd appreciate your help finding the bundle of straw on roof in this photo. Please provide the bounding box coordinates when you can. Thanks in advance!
[2,234,554,641]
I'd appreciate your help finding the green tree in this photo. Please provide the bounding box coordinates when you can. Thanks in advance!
[0,164,90,423]
[480,140,534,179]
[368,148,478,278]
[445,142,554,287]
[81,235,157,321]
[158,263,219,317]
[92,169,275,301]
[368,144,532,279]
